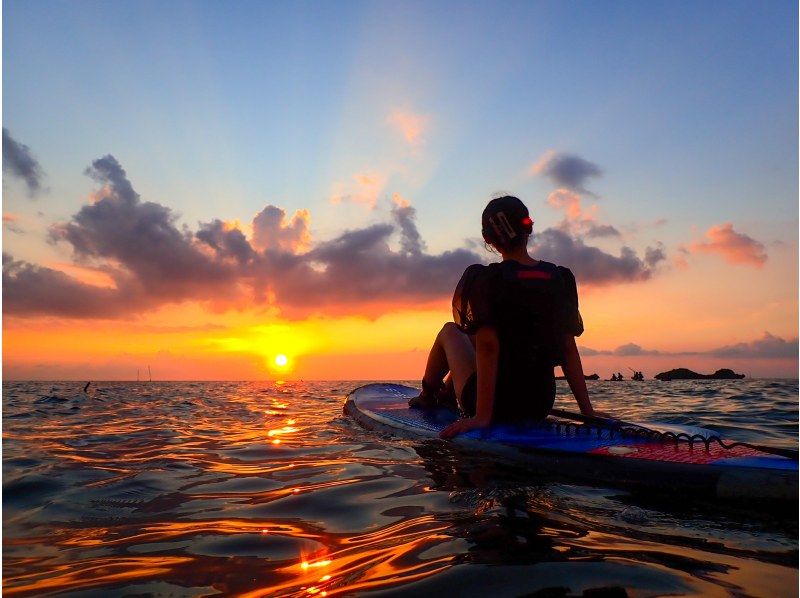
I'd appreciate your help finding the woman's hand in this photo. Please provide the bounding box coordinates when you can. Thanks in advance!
[439,416,490,439]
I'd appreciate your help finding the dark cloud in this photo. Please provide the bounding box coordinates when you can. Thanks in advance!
[577,346,605,356]
[252,205,309,252]
[49,155,241,304]
[6,154,481,319]
[614,343,661,356]
[584,223,621,238]
[533,151,602,194]
[3,128,44,195]
[391,197,426,255]
[533,228,657,285]
[6,154,674,320]
[576,343,662,357]
[83,154,137,203]
[3,253,139,318]
[196,220,255,265]
[710,333,798,359]
[644,243,667,268]
[579,333,796,361]
[264,223,475,313]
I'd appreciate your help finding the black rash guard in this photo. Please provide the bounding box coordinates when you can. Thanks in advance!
[452,259,584,421]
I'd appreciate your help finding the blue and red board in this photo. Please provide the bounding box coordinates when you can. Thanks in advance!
[345,383,797,503]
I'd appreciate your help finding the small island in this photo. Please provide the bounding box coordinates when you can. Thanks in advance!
[654,368,745,381]
[556,373,600,381]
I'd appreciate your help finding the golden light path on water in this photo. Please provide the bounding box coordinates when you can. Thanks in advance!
[2,380,797,596]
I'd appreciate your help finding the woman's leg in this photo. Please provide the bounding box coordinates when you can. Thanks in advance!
[422,322,476,402]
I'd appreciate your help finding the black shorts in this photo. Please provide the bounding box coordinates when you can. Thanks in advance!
[459,369,556,422]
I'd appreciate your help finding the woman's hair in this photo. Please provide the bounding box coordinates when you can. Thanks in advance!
[481,195,533,249]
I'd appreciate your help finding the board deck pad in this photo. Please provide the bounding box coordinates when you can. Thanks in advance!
[345,383,797,501]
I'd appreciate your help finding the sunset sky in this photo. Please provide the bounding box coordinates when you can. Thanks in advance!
[3,0,797,380]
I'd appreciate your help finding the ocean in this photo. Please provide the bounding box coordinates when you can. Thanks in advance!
[3,379,798,597]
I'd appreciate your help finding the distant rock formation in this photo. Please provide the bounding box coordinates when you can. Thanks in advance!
[556,373,600,381]
[654,368,745,381]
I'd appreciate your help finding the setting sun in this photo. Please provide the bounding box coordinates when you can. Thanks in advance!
[275,354,289,368]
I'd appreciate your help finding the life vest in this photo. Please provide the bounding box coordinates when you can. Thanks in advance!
[452,260,583,368]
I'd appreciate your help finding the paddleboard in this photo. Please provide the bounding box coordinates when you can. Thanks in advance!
[345,383,798,503]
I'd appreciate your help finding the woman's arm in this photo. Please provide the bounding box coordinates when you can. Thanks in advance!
[560,334,595,416]
[440,326,499,438]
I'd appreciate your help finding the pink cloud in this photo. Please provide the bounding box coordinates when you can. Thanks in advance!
[531,149,556,176]
[545,189,620,239]
[689,223,767,267]
[391,192,410,209]
[673,254,690,270]
[4,212,25,234]
[387,108,428,147]
[547,188,588,220]
[329,172,387,209]
[252,206,310,253]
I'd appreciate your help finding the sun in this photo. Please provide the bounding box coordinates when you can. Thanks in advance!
[274,354,289,368]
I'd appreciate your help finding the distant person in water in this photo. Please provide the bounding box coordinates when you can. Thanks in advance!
[409,195,601,438]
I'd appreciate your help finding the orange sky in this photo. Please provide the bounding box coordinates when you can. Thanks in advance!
[4,252,797,380]
[3,8,797,381]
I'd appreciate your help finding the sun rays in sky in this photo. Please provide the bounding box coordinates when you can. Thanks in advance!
[3,1,797,379]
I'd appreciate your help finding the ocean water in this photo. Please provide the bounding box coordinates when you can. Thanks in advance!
[3,379,798,597]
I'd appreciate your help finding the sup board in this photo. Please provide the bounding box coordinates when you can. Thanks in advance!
[345,383,798,503]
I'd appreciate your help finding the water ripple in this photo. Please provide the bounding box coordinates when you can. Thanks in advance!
[3,379,797,596]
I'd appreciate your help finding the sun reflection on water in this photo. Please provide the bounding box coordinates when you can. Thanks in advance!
[3,380,797,597]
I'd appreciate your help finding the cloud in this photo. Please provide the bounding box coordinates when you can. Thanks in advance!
[584,223,622,239]
[644,243,666,268]
[48,155,243,306]
[391,193,425,255]
[545,189,620,239]
[539,178,664,279]
[531,150,602,195]
[6,154,480,319]
[576,346,605,356]
[3,253,141,317]
[329,172,387,208]
[580,332,797,360]
[532,228,662,285]
[268,208,475,313]
[6,154,674,320]
[83,154,137,202]
[3,213,24,234]
[251,205,310,252]
[577,343,662,356]
[546,188,584,219]
[3,128,44,195]
[710,332,797,359]
[688,223,767,267]
[613,343,662,356]
[673,255,690,270]
[387,108,428,147]
[196,220,256,265]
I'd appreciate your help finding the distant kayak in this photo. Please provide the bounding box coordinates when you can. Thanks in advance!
[345,383,798,504]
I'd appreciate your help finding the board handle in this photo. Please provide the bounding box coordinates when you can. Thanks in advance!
[548,408,798,460]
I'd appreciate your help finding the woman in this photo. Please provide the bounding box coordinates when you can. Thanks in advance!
[409,195,599,438]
